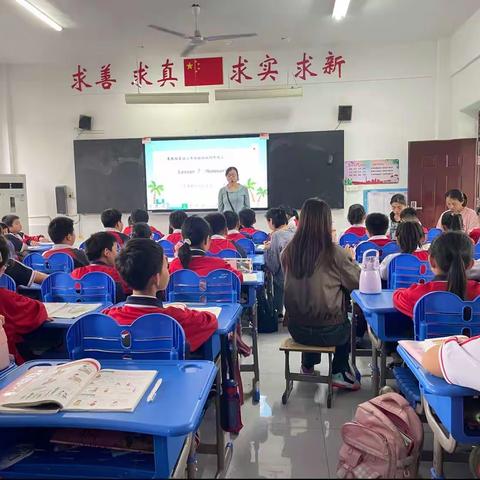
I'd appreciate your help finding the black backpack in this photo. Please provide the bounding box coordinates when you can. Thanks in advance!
[256,282,277,333]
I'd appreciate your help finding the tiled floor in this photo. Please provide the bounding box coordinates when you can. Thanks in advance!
[197,326,474,478]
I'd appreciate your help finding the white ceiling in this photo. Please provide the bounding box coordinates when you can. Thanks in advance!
[1,0,479,63]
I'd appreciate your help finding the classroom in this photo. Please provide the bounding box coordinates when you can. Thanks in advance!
[1,0,480,478]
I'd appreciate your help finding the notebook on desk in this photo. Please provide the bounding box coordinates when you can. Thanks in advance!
[166,304,222,318]
[43,303,103,319]
[224,258,253,273]
[0,359,156,414]
[243,273,258,283]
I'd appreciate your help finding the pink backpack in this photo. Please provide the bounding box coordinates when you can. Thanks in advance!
[337,392,423,479]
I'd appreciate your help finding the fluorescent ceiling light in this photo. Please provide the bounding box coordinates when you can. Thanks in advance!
[215,87,303,101]
[125,92,209,104]
[15,0,63,31]
[332,0,351,20]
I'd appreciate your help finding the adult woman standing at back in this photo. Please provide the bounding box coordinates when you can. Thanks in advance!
[436,189,479,233]
[282,198,361,390]
[217,167,250,213]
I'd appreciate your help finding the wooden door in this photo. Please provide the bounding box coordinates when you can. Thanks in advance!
[408,139,477,228]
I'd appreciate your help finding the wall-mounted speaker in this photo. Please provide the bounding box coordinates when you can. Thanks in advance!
[79,115,92,130]
[338,105,352,122]
[55,185,68,215]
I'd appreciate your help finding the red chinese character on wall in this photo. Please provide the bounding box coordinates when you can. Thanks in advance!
[157,58,178,87]
[294,53,318,80]
[131,61,153,87]
[230,56,252,84]
[323,51,345,79]
[95,64,116,90]
[258,54,278,81]
[71,65,92,92]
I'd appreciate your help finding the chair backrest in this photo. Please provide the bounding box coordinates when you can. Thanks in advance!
[355,242,379,263]
[66,313,186,360]
[78,241,86,251]
[24,252,74,274]
[381,242,401,258]
[475,243,480,261]
[167,268,241,303]
[339,233,368,248]
[235,238,255,254]
[251,231,269,245]
[0,274,16,292]
[426,228,442,243]
[217,249,241,259]
[157,239,175,257]
[413,291,480,340]
[387,254,434,289]
[151,231,162,242]
[41,272,116,303]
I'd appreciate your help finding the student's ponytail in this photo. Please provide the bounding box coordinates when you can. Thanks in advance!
[179,216,211,269]
[429,231,473,300]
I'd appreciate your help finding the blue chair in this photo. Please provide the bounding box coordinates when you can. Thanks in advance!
[413,292,480,340]
[66,313,185,360]
[475,243,480,261]
[427,228,442,243]
[66,313,186,361]
[23,252,74,274]
[217,249,241,259]
[157,239,175,257]
[151,231,162,242]
[78,241,86,251]
[355,241,379,263]
[252,231,269,245]
[387,254,434,289]
[167,269,241,303]
[381,242,401,258]
[339,233,368,248]
[41,272,116,304]
[235,238,255,255]
[0,274,16,292]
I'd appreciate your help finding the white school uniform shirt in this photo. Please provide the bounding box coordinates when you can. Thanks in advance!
[439,336,480,391]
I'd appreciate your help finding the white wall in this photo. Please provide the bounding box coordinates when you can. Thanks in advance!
[450,8,480,138]
[2,41,439,238]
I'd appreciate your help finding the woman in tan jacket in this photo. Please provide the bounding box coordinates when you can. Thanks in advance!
[282,198,361,390]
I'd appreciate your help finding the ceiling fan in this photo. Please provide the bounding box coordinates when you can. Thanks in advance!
[148,3,257,57]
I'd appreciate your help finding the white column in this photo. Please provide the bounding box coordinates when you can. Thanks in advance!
[0,64,14,174]
[434,38,452,139]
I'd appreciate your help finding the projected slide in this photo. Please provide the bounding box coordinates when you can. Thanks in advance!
[145,136,268,210]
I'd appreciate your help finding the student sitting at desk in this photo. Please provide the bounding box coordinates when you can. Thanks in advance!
[394,232,480,318]
[163,210,187,245]
[204,213,246,257]
[224,211,246,243]
[440,211,464,232]
[1,214,47,253]
[43,216,89,269]
[100,208,130,247]
[123,209,163,237]
[358,213,391,248]
[170,216,243,281]
[71,232,131,302]
[380,221,428,280]
[239,208,259,237]
[421,335,480,391]
[0,236,48,363]
[264,208,294,319]
[344,204,367,238]
[282,198,361,390]
[103,238,217,353]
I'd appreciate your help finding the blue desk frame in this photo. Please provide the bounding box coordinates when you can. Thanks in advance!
[0,359,217,479]
[351,290,412,394]
[397,345,480,478]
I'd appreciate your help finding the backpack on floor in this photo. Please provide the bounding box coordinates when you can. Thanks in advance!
[257,284,277,333]
[337,392,423,479]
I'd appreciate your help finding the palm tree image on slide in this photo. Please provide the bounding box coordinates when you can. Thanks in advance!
[148,181,165,205]
[245,178,257,202]
[256,186,267,203]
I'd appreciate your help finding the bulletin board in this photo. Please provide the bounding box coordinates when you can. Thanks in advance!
[363,188,408,215]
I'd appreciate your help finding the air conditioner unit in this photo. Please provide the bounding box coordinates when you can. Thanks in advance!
[0,174,29,233]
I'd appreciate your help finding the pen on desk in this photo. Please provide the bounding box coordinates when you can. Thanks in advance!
[147,379,162,403]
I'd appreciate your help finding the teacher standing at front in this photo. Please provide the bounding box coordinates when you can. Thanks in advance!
[218,166,251,213]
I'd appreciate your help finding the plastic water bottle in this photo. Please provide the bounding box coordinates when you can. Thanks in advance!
[359,249,382,294]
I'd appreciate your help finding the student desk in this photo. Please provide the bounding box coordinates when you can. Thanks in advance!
[351,290,412,395]
[0,359,217,479]
[241,271,264,403]
[397,345,480,478]
[248,254,264,270]
[165,302,243,478]
[25,244,53,253]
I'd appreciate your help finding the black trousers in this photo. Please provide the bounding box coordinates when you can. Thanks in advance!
[288,321,351,374]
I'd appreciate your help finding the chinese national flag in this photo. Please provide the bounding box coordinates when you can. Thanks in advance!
[184,57,223,86]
